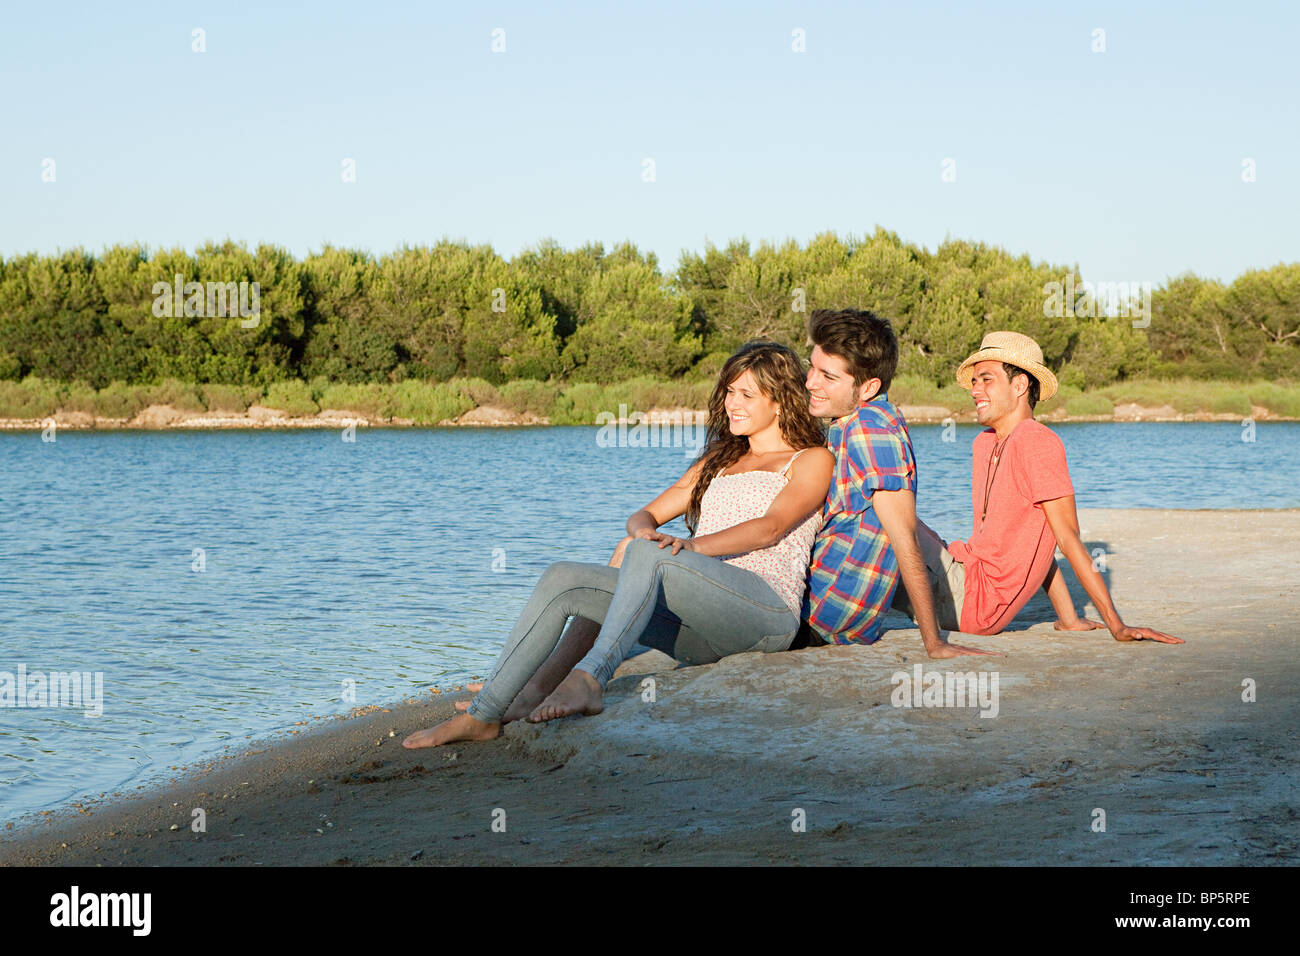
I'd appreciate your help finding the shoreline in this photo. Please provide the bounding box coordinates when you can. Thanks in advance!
[1,401,1291,432]
[3,507,1296,866]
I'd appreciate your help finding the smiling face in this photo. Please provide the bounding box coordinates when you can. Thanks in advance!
[724,367,781,437]
[969,360,1026,427]
[806,345,879,419]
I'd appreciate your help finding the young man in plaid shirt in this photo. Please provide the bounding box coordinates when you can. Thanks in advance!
[796,309,995,659]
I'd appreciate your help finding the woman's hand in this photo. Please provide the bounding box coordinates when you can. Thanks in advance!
[645,531,694,555]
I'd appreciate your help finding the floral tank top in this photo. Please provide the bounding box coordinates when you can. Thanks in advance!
[695,449,824,616]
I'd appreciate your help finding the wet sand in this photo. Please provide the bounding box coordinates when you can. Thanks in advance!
[3,508,1297,866]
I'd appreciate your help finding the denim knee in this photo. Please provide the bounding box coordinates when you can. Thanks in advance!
[622,537,667,572]
[536,560,596,593]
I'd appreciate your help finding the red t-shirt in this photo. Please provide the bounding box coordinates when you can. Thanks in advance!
[947,419,1074,635]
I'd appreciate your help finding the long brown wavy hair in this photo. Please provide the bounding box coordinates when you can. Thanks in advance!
[685,340,827,534]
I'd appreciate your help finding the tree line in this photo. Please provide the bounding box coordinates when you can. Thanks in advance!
[0,230,1296,390]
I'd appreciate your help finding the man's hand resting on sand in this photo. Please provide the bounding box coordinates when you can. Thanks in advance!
[1112,624,1184,644]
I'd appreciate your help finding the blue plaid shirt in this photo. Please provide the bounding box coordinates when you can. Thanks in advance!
[801,393,917,644]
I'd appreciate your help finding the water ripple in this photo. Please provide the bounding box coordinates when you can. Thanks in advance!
[1,422,1297,822]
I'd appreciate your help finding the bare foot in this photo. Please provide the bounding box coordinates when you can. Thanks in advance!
[452,681,486,713]
[454,682,547,722]
[1054,617,1105,632]
[502,681,551,722]
[402,712,500,749]
[528,670,604,723]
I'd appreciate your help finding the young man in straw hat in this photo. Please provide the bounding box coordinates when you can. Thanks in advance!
[891,330,1183,644]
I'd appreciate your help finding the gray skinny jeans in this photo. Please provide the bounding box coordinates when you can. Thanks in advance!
[467,539,799,722]
[574,539,799,686]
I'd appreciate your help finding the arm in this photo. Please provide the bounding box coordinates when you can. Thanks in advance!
[1040,496,1183,644]
[874,491,1000,658]
[651,448,834,558]
[1041,559,1104,631]
[623,460,707,539]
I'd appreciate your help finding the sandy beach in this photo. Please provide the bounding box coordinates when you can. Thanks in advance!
[2,507,1296,867]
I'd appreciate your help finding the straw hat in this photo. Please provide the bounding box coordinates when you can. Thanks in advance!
[955,331,1058,401]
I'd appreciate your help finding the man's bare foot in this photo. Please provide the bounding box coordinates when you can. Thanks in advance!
[503,686,547,722]
[1054,617,1105,631]
[402,713,500,749]
[528,670,604,723]
[454,681,548,722]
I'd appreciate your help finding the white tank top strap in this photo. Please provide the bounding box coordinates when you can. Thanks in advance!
[779,448,810,477]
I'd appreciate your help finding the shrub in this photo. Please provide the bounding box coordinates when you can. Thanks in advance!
[448,376,501,407]
[682,379,713,409]
[316,382,396,418]
[0,377,60,419]
[146,378,206,412]
[889,373,971,411]
[1039,384,1114,418]
[1099,379,1199,413]
[498,380,560,418]
[622,376,710,410]
[0,351,20,381]
[390,379,474,424]
[263,380,320,417]
[55,381,100,416]
[1068,391,1114,417]
[307,375,332,402]
[202,383,262,413]
[61,380,149,419]
[1247,382,1300,418]
[687,351,733,382]
[1205,388,1251,416]
[551,382,607,425]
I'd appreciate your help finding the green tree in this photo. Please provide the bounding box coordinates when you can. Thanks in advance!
[560,252,699,381]
[0,249,117,386]
[301,247,392,383]
[805,229,926,340]
[1221,264,1300,378]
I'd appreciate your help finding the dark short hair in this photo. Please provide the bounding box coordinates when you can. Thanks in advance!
[807,308,898,393]
[1002,362,1040,410]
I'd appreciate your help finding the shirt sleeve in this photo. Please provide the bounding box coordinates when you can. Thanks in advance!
[845,413,915,494]
[1019,426,1074,504]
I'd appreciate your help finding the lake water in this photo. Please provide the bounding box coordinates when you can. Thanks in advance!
[2,421,1298,827]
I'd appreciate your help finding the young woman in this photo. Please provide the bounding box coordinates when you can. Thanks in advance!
[403,341,834,748]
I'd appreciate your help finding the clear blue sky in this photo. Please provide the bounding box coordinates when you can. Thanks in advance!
[2,0,1296,285]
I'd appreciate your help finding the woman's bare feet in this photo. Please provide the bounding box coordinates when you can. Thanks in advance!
[402,712,500,748]
[527,669,604,723]
[452,682,485,712]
